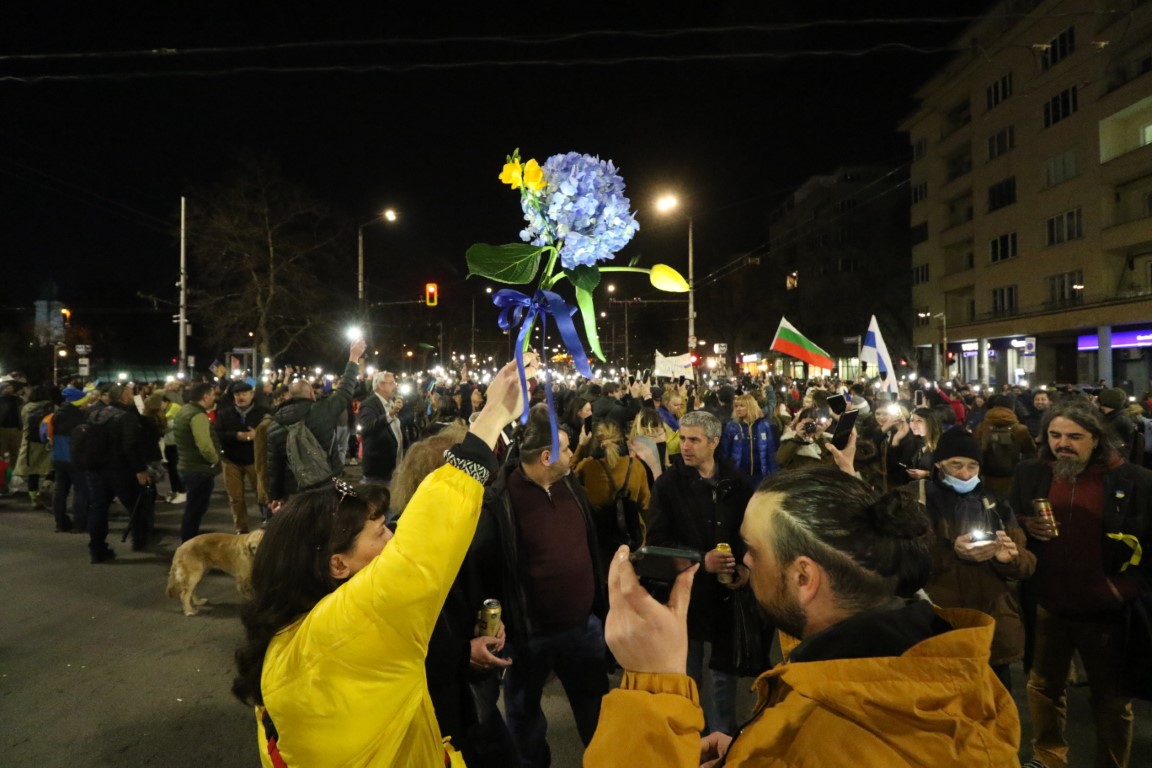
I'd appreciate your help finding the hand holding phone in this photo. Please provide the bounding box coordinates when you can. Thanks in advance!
[630,546,702,602]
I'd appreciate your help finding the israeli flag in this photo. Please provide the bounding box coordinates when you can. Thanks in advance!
[860,315,896,393]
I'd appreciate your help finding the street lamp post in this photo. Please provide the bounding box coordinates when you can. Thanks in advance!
[357,208,398,347]
[471,286,493,357]
[655,195,695,353]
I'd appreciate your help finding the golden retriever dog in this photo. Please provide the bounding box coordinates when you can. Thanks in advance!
[166,529,264,616]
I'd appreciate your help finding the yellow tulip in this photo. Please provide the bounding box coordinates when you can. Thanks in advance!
[522,158,546,191]
[499,161,523,189]
[649,263,690,292]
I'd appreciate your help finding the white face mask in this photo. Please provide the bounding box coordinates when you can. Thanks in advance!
[942,473,980,494]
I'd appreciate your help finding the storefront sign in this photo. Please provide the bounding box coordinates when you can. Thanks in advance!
[1077,329,1152,351]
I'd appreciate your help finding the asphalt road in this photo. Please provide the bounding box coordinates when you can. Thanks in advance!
[1,478,1149,768]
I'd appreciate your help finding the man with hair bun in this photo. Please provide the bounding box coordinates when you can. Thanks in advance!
[585,465,1021,767]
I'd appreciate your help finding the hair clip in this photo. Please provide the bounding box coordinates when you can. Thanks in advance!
[333,477,359,503]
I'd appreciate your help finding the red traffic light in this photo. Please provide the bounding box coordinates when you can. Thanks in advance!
[425,282,439,307]
[689,354,699,365]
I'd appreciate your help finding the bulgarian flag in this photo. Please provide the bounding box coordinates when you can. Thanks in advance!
[770,317,834,370]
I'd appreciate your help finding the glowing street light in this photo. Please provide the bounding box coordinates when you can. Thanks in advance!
[654,193,696,357]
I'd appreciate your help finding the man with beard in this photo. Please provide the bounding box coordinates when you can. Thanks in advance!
[584,465,1021,766]
[1010,400,1151,768]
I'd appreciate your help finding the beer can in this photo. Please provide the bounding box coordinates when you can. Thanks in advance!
[1032,498,1059,537]
[479,599,502,637]
[715,543,734,584]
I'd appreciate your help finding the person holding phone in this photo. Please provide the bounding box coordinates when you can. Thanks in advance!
[775,407,835,473]
[886,406,941,486]
[918,428,1034,692]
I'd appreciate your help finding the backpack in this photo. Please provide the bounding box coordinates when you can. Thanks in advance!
[26,404,52,444]
[981,425,1018,478]
[595,457,645,550]
[285,419,335,489]
[72,412,120,470]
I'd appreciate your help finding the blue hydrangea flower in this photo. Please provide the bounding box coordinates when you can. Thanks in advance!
[519,152,640,270]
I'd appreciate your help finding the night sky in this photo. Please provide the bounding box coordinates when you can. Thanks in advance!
[0,1,992,373]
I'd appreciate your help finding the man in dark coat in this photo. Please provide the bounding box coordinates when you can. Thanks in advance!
[644,409,754,737]
[86,383,149,562]
[1010,399,1151,768]
[265,339,365,505]
[357,370,404,486]
[214,381,270,533]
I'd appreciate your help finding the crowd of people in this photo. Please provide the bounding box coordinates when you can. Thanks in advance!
[2,352,1150,767]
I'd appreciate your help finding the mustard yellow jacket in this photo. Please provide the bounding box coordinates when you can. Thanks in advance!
[584,607,1020,767]
[255,461,482,767]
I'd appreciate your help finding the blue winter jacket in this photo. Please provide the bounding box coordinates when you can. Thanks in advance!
[720,417,778,488]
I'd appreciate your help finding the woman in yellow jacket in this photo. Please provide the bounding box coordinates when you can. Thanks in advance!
[232,357,531,768]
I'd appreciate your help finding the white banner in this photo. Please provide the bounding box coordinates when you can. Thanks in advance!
[654,350,693,379]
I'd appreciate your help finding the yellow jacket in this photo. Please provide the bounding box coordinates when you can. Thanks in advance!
[255,461,482,767]
[584,607,1020,767]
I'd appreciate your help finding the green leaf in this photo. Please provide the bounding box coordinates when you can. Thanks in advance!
[566,265,600,293]
[575,286,606,362]
[466,243,544,285]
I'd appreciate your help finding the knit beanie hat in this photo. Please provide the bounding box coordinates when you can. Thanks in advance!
[1097,387,1128,410]
[934,428,982,463]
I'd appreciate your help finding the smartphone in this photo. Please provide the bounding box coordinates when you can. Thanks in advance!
[630,546,701,584]
[828,408,859,451]
[826,393,846,415]
[583,415,594,434]
[678,375,686,386]
[913,390,925,407]
[641,368,651,382]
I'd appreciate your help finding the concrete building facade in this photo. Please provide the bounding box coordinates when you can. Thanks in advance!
[767,165,911,380]
[901,0,1152,393]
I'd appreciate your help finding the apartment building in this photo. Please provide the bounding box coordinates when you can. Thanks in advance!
[901,0,1152,391]
[766,165,911,379]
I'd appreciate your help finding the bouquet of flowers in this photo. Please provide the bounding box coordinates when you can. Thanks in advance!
[466,149,688,452]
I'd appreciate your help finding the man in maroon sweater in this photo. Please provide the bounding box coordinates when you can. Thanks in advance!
[474,404,608,768]
[1010,399,1151,768]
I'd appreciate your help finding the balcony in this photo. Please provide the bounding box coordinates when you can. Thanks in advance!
[1102,213,1152,254]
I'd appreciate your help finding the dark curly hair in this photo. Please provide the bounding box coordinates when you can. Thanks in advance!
[232,486,382,706]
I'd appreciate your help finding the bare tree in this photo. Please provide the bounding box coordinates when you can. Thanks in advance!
[186,159,345,363]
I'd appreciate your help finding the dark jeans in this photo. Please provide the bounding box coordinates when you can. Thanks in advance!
[503,614,609,768]
[52,460,89,532]
[164,445,185,493]
[179,470,216,541]
[87,468,142,556]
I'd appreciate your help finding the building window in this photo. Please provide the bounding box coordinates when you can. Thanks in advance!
[986,73,1014,110]
[912,138,928,160]
[990,232,1018,263]
[1043,86,1079,127]
[911,181,928,203]
[992,285,1018,316]
[987,126,1016,160]
[988,177,1017,212]
[1048,270,1084,306]
[1044,148,1079,187]
[910,221,929,245]
[837,198,857,213]
[1046,207,1084,245]
[915,308,932,327]
[1041,27,1076,71]
[1142,122,1152,146]
[912,264,930,285]
[1145,191,1152,217]
[947,148,973,181]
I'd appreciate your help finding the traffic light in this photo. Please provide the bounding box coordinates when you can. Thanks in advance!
[425,282,439,307]
[689,353,699,366]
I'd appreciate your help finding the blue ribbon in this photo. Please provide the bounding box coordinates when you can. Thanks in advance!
[493,288,594,457]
